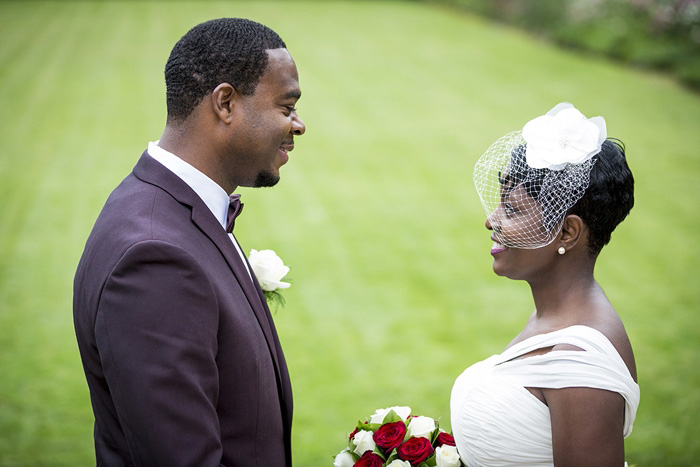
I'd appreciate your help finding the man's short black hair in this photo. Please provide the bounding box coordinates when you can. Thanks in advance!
[164,18,286,122]
[568,139,635,256]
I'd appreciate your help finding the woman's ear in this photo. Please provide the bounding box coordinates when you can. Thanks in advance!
[210,83,237,123]
[559,214,586,252]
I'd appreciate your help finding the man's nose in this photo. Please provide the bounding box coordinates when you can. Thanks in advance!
[292,114,306,136]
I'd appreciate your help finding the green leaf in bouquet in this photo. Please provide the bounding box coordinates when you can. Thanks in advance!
[428,418,442,445]
[372,447,387,461]
[382,409,403,424]
[356,420,373,432]
[429,428,440,445]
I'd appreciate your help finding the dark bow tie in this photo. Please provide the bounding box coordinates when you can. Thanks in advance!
[226,194,244,233]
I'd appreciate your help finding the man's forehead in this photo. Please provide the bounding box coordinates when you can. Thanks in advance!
[265,47,294,68]
[260,48,300,93]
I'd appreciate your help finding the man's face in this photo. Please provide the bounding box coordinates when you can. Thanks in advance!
[226,48,305,188]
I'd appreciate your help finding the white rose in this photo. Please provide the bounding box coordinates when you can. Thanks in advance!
[522,102,607,170]
[435,445,462,467]
[352,429,376,456]
[369,406,411,424]
[386,460,412,467]
[248,249,291,291]
[407,416,436,439]
[333,448,355,467]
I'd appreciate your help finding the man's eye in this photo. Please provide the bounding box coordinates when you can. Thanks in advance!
[284,106,297,114]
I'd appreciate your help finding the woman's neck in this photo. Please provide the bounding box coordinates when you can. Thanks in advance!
[528,263,599,325]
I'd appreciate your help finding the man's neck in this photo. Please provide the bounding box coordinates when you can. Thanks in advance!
[159,123,235,194]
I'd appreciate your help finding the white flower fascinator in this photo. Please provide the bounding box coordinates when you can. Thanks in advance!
[522,102,607,170]
[473,103,606,249]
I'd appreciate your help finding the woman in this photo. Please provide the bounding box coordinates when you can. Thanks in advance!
[450,103,640,467]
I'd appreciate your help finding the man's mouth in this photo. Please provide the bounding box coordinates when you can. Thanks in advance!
[277,142,293,163]
[279,141,294,153]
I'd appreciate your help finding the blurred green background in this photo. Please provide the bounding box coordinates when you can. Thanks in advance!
[1,1,699,465]
[435,0,700,90]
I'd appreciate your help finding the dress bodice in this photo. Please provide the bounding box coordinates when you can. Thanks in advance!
[450,325,640,467]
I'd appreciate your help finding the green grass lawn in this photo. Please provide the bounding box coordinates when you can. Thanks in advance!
[1,1,699,465]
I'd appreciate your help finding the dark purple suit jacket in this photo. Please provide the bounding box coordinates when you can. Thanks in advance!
[74,153,293,466]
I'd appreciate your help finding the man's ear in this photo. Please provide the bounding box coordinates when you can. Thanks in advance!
[560,214,586,252]
[210,83,237,123]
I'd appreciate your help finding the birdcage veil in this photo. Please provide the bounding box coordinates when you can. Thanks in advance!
[473,103,606,249]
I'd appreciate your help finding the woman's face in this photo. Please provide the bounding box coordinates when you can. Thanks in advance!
[485,184,558,280]
[488,182,551,247]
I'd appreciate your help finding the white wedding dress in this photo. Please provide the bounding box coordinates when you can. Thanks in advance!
[450,325,640,467]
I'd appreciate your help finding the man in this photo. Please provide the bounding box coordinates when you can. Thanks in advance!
[73,18,305,466]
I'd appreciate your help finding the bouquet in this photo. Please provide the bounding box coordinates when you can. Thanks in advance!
[333,406,464,467]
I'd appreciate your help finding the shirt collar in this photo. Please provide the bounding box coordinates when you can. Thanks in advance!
[147,141,229,229]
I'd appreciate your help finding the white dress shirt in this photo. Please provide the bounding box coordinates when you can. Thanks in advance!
[147,141,252,279]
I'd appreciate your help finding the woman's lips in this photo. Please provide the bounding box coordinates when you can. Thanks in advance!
[491,241,507,255]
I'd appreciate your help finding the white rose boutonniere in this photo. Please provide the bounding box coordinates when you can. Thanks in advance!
[522,102,607,170]
[248,249,290,308]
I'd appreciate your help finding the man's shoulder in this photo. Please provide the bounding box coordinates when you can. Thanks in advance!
[88,174,189,250]
[107,171,176,210]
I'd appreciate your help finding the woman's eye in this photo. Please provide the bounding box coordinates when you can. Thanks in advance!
[504,203,516,216]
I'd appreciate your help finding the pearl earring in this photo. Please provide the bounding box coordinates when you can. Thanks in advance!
[558,247,566,255]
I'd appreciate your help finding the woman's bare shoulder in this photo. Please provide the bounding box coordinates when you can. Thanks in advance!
[582,311,637,382]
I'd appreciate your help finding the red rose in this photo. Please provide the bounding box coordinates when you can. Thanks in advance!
[349,427,359,441]
[397,436,434,464]
[354,451,384,467]
[435,431,456,447]
[373,421,407,452]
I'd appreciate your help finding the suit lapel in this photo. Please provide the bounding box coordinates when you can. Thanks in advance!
[132,152,286,394]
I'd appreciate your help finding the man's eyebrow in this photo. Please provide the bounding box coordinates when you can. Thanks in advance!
[281,90,301,100]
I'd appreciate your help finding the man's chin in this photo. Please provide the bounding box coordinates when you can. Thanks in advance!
[253,171,280,188]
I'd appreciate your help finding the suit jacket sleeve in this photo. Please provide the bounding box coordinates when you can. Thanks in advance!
[95,239,224,466]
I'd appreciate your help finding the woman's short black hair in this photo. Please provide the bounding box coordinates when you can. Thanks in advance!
[568,139,635,256]
[164,18,286,122]
[500,139,634,256]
